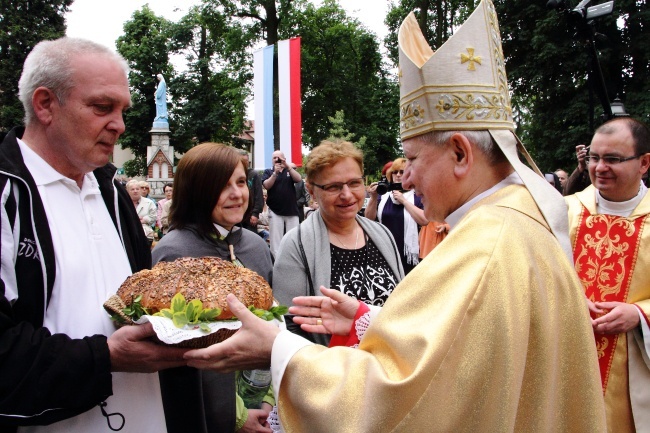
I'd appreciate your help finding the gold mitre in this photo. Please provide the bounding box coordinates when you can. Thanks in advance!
[398,0,573,261]
[398,0,513,139]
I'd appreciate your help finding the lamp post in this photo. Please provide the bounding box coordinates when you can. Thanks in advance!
[610,97,628,117]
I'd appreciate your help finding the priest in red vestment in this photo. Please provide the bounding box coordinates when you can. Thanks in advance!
[566,117,650,433]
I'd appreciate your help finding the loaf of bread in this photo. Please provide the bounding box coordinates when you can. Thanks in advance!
[115,256,273,320]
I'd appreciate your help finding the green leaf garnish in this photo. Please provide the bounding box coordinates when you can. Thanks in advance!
[247,305,288,322]
[186,299,202,323]
[111,294,150,323]
[172,311,189,328]
[156,309,173,319]
[112,293,287,333]
[171,293,186,313]
[198,308,221,322]
[150,293,222,332]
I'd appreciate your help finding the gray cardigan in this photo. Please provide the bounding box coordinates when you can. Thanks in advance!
[273,210,404,345]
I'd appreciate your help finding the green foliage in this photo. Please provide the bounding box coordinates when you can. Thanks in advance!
[497,0,650,171]
[248,304,289,322]
[0,0,72,131]
[111,294,150,323]
[384,0,475,66]
[281,0,401,176]
[154,293,223,332]
[123,155,146,178]
[169,6,250,149]
[328,110,356,141]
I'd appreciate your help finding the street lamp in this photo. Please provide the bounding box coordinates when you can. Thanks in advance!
[610,97,628,117]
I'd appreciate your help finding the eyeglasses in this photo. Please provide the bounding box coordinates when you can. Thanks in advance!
[586,154,641,165]
[311,177,365,194]
[393,170,405,175]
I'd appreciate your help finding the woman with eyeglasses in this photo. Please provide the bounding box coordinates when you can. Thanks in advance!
[366,158,429,274]
[273,139,404,345]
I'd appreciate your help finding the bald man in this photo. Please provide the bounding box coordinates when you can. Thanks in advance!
[262,151,302,256]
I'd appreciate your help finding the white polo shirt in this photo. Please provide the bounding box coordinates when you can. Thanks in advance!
[17,139,166,433]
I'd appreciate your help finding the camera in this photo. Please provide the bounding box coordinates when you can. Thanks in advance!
[274,157,283,164]
[376,176,402,195]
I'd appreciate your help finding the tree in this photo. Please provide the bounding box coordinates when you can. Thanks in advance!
[497,0,650,171]
[0,0,72,131]
[282,0,401,175]
[384,0,475,66]
[213,0,297,46]
[168,5,250,148]
[116,6,175,175]
[327,110,356,141]
[209,0,303,148]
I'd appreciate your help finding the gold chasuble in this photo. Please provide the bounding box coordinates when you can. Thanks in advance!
[278,185,606,432]
[567,185,650,433]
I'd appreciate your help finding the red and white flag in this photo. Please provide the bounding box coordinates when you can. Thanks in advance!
[278,37,302,166]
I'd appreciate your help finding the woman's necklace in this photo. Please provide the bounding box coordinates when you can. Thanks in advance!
[330,225,360,250]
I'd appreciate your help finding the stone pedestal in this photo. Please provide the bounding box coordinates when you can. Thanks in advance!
[148,125,174,198]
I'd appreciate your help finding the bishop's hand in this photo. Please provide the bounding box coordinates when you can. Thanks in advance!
[184,294,280,372]
[290,287,360,336]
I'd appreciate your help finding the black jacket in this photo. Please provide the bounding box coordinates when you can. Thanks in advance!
[0,128,151,429]
[247,168,264,219]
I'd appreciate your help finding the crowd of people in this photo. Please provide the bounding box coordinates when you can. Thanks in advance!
[0,0,648,432]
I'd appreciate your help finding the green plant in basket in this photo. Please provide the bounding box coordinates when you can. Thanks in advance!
[110,294,150,324]
[111,293,289,333]
[154,293,222,332]
[249,305,289,321]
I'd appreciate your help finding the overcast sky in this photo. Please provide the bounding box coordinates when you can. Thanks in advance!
[65,0,390,51]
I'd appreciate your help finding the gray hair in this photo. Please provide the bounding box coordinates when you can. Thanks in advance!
[18,37,129,125]
[420,130,506,166]
[125,179,141,190]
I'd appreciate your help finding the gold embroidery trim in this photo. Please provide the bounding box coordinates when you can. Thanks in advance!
[400,102,425,130]
[435,93,509,121]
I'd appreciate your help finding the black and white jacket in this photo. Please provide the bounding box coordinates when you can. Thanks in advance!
[0,128,151,430]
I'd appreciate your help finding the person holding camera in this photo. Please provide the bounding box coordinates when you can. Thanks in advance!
[563,143,593,195]
[366,157,428,274]
[262,150,303,257]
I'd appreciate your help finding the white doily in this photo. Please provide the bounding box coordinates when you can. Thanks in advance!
[134,315,242,345]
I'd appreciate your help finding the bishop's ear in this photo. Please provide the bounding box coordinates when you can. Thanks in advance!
[450,133,473,178]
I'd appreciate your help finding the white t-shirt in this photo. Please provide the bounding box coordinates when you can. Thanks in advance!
[16,139,166,433]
